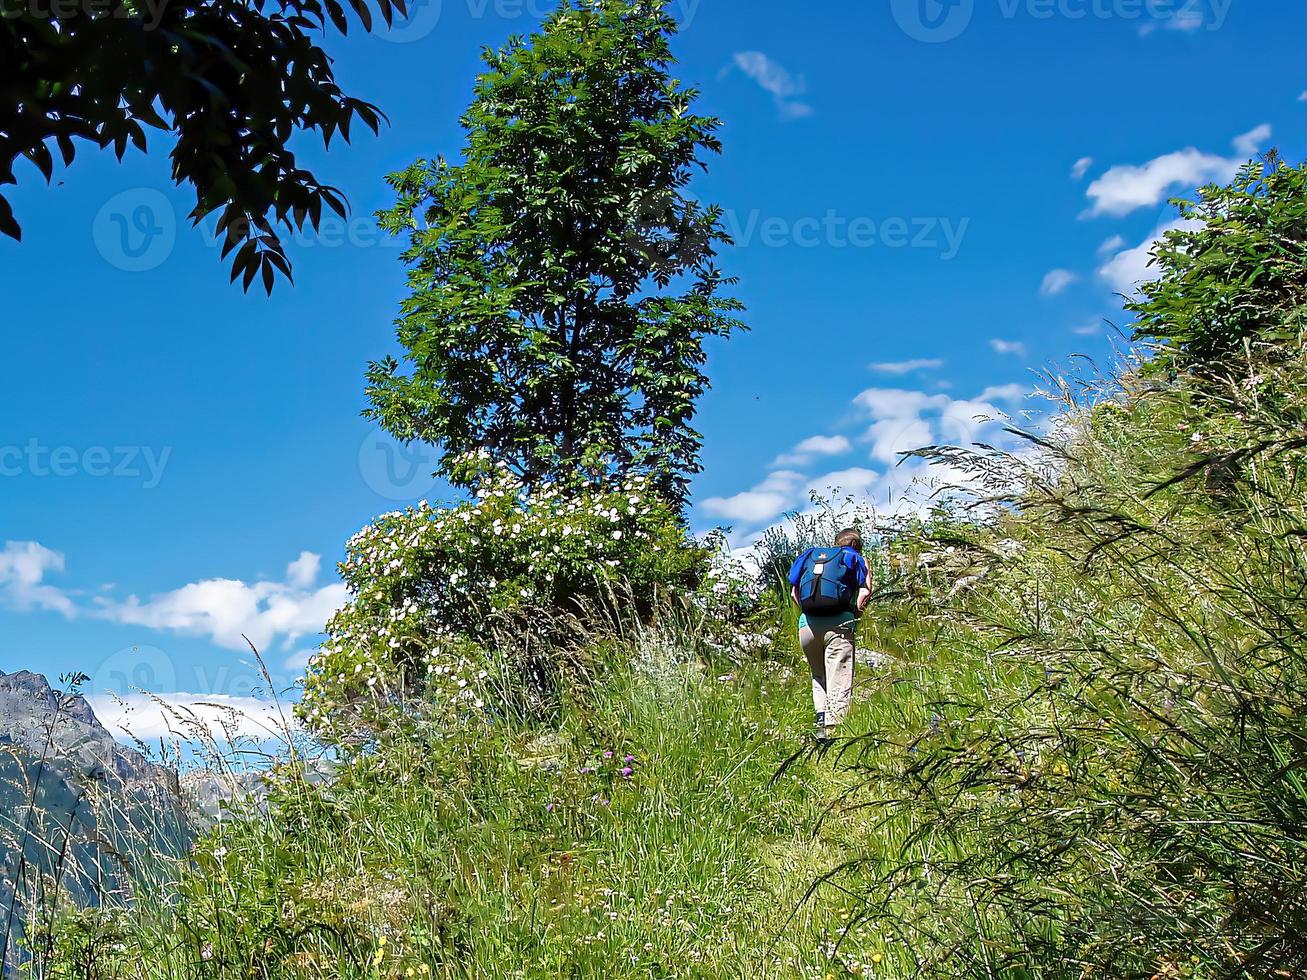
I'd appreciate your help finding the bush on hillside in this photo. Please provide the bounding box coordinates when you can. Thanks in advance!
[1130,157,1307,371]
[300,466,716,736]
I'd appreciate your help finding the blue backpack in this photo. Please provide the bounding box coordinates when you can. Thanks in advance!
[796,547,860,615]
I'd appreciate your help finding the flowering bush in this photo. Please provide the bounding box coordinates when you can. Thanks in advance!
[696,530,766,623]
[299,468,707,734]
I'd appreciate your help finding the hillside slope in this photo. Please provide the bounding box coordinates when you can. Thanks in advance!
[0,670,189,968]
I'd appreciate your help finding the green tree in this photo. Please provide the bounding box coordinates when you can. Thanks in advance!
[2,0,405,291]
[1129,155,1307,370]
[368,0,744,508]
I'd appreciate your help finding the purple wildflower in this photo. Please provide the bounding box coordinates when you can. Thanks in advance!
[623,754,636,763]
[603,750,613,759]
[620,766,634,778]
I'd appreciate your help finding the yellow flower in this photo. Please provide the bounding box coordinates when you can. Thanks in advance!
[871,954,883,965]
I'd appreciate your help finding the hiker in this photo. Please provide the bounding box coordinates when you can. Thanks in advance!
[788,528,873,740]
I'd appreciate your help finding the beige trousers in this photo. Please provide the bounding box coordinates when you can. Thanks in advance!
[798,620,855,728]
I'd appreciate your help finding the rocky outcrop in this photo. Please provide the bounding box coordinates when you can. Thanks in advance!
[0,669,191,967]
[0,670,181,797]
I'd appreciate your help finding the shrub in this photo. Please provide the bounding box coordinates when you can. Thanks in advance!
[1130,157,1307,372]
[300,466,709,736]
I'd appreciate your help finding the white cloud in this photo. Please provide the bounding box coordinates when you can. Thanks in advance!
[805,466,886,500]
[94,553,345,653]
[702,470,806,525]
[855,385,1016,464]
[86,691,296,742]
[0,540,74,616]
[852,388,953,464]
[1040,268,1078,297]
[1299,91,1307,103]
[1085,149,1237,218]
[1232,123,1272,157]
[866,417,934,464]
[770,434,852,469]
[852,387,947,419]
[1097,234,1127,257]
[0,543,341,654]
[978,383,1027,403]
[939,396,1011,445]
[1070,156,1094,180]
[729,51,813,120]
[1072,320,1103,336]
[990,339,1028,358]
[1098,216,1203,294]
[286,551,321,590]
[868,358,944,375]
[1082,126,1270,218]
[701,383,1028,539]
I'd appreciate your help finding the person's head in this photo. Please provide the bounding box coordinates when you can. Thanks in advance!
[834,528,863,553]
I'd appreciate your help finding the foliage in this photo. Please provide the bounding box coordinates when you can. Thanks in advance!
[368,0,745,506]
[1129,156,1307,370]
[299,465,708,736]
[0,0,403,291]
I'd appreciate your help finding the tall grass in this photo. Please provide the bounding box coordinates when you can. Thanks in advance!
[829,344,1307,977]
[39,623,916,980]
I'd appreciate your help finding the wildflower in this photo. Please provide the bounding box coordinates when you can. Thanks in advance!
[623,754,636,763]
[620,767,634,778]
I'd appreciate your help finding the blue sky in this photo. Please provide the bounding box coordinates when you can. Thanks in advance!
[2,0,1304,735]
